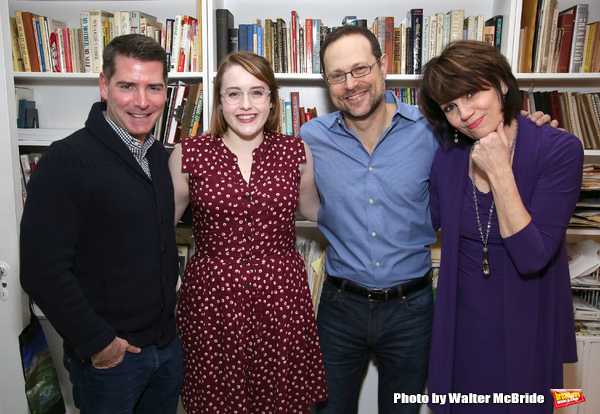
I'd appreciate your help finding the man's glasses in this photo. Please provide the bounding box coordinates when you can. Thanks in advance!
[325,57,382,85]
[220,89,271,105]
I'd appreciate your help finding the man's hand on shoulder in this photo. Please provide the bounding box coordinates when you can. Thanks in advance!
[91,337,141,369]
[521,110,561,130]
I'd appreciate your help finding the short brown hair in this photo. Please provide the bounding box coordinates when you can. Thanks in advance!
[320,25,381,75]
[418,40,520,145]
[102,34,168,85]
[211,51,280,137]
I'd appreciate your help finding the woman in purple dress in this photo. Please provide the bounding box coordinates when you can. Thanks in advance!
[419,40,582,413]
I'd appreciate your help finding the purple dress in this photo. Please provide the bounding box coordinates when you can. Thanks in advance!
[428,117,582,414]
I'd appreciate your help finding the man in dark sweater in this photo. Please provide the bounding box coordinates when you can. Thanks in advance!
[20,34,183,414]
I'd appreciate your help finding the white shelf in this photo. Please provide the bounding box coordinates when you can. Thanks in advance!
[18,128,75,145]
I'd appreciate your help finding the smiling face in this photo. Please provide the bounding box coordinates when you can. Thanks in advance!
[219,64,272,140]
[322,34,387,121]
[440,85,507,141]
[99,55,167,143]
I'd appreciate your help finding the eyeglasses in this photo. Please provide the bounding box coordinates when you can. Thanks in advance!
[220,89,271,105]
[325,57,382,85]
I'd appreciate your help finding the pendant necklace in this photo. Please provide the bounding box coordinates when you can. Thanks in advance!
[471,122,518,279]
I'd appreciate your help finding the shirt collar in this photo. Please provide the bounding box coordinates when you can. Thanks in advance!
[103,112,156,153]
[330,89,420,130]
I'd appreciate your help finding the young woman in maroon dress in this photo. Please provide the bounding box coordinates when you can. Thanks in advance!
[168,51,327,413]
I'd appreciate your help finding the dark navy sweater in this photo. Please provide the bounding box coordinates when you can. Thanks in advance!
[20,102,179,360]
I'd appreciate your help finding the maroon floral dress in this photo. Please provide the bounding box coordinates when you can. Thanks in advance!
[176,132,327,413]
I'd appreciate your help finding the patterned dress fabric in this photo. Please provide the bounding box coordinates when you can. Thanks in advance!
[176,132,327,413]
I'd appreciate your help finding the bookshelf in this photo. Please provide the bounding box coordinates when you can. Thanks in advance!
[1,0,600,413]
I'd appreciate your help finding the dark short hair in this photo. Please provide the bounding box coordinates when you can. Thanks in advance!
[320,25,381,74]
[211,51,280,137]
[418,40,520,145]
[102,34,168,85]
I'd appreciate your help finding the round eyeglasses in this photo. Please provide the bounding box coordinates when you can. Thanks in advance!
[325,57,382,85]
[220,89,271,105]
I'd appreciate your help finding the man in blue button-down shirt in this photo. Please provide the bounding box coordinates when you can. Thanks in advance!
[301,25,555,414]
[300,25,438,414]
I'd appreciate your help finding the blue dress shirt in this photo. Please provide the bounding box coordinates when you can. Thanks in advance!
[300,90,439,289]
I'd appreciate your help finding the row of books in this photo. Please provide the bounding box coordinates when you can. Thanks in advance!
[156,81,204,146]
[10,10,200,73]
[276,91,318,136]
[519,2,599,73]
[521,90,600,149]
[216,9,328,74]
[389,87,420,106]
[365,10,502,75]
[18,152,42,205]
[216,9,503,76]
[295,239,326,316]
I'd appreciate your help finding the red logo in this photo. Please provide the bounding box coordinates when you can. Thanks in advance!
[551,389,586,409]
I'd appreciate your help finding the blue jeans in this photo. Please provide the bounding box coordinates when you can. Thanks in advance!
[316,278,433,414]
[63,335,183,414]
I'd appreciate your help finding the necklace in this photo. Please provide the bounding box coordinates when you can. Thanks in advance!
[222,136,252,173]
[471,121,518,279]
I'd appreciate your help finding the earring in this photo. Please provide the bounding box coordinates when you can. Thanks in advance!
[454,129,459,144]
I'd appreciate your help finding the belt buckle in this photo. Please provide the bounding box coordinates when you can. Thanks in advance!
[367,289,388,302]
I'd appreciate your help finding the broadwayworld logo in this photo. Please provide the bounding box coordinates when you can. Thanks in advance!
[551,389,586,409]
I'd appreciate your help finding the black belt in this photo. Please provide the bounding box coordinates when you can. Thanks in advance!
[327,272,430,302]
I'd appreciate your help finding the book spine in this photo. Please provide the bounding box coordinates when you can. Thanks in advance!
[422,16,429,67]
[178,16,191,72]
[15,12,34,72]
[435,13,444,56]
[557,14,575,73]
[305,19,312,75]
[215,10,232,68]
[428,15,437,60]
[570,5,589,73]
[291,11,298,73]
[385,16,394,74]
[545,7,559,73]
[190,84,204,136]
[285,101,292,135]
[238,24,248,52]
[247,24,254,53]
[170,15,183,72]
[130,11,140,34]
[80,12,92,73]
[9,17,24,71]
[257,24,263,57]
[40,17,52,72]
[33,18,46,72]
[165,19,174,71]
[89,10,103,73]
[229,28,239,53]
[442,13,451,49]
[400,23,407,74]
[62,28,72,73]
[411,10,423,74]
[393,27,401,74]
[312,19,321,74]
[55,28,65,73]
[121,11,131,35]
[449,10,464,43]
[291,91,300,136]
[113,11,121,37]
[494,15,503,51]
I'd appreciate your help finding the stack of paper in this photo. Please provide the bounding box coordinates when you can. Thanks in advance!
[567,240,600,278]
